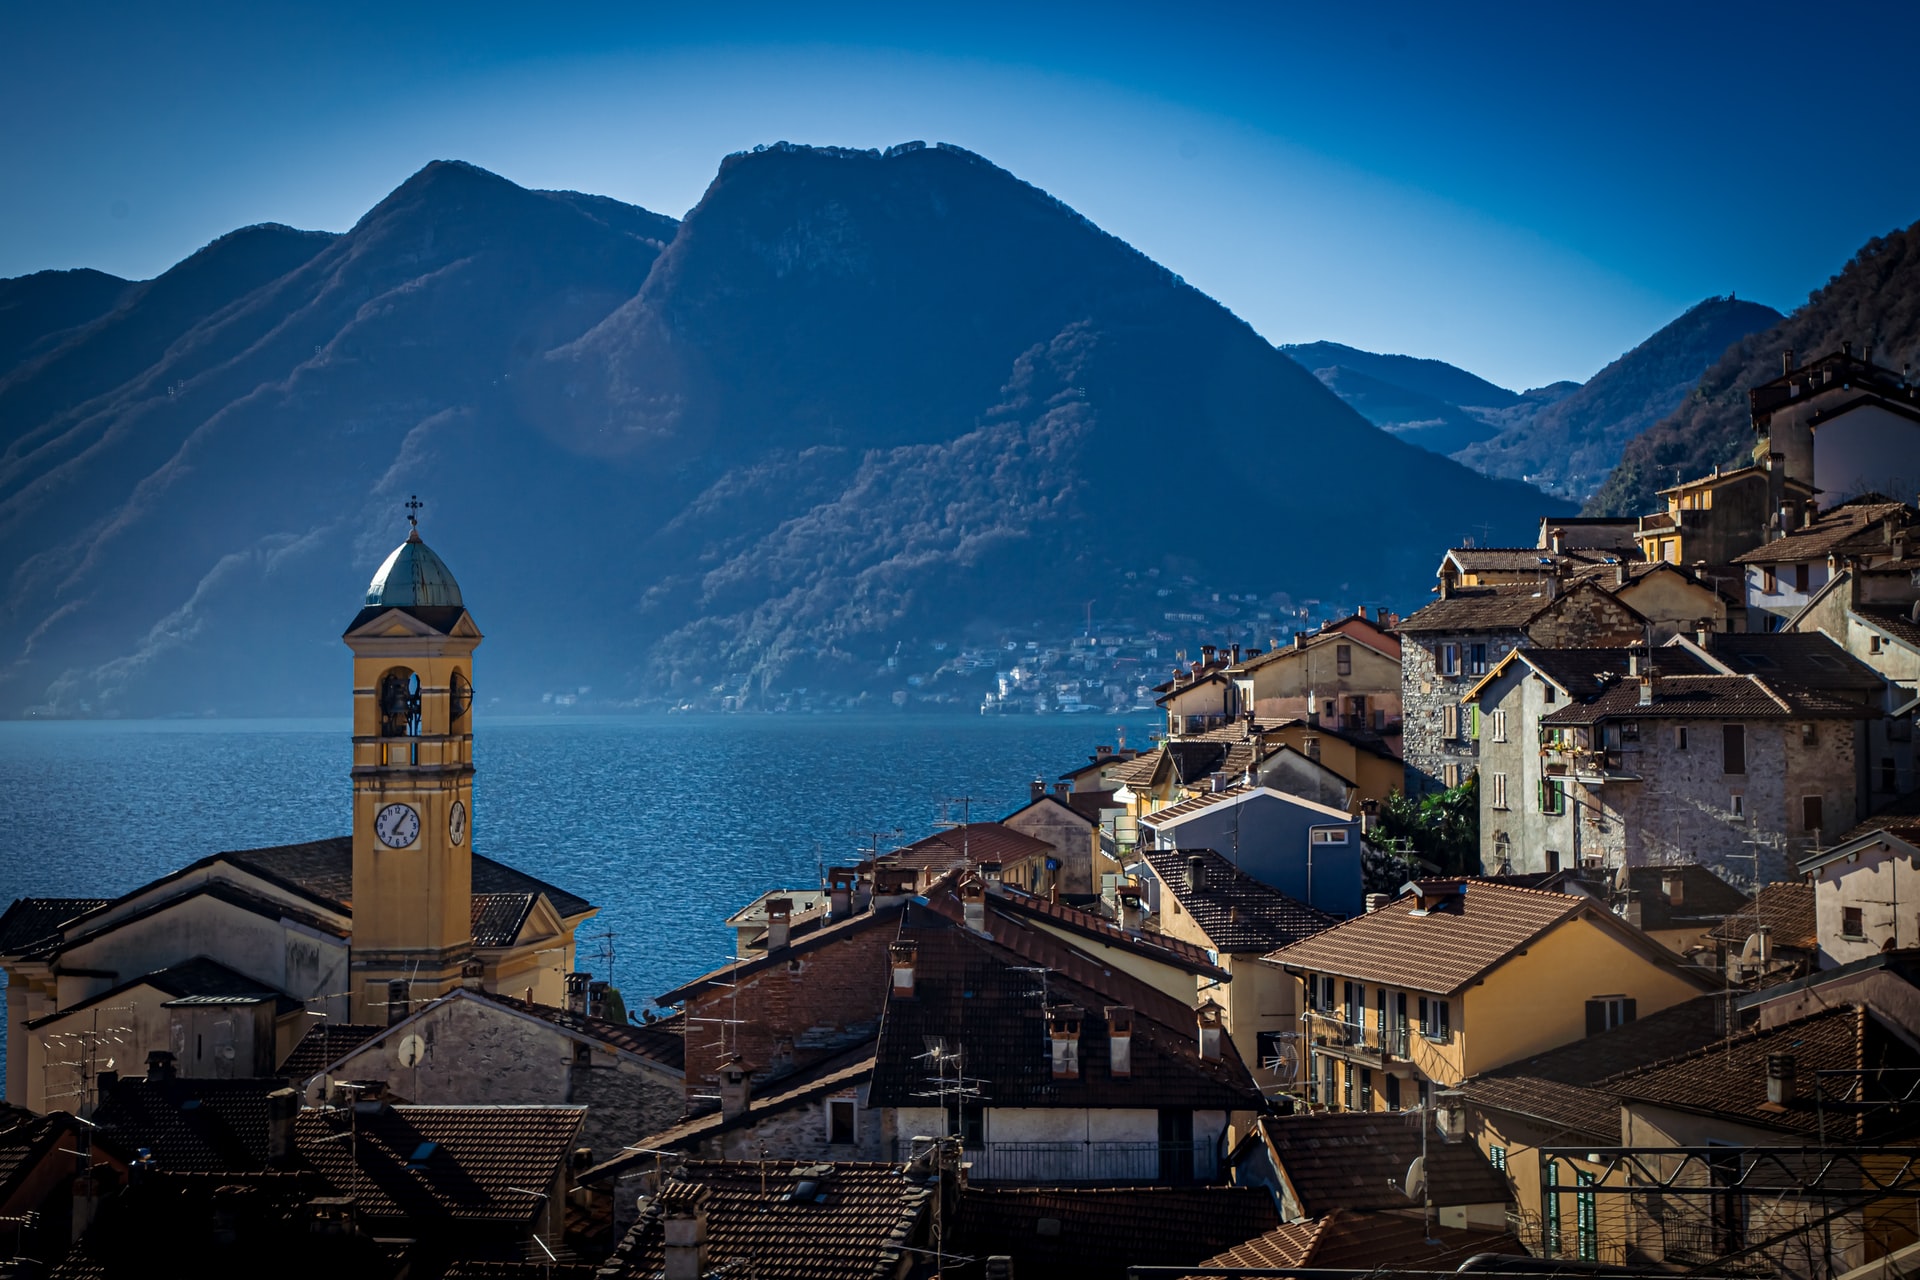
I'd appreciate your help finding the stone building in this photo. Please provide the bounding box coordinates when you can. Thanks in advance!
[1735,496,1919,632]
[1399,578,1648,797]
[1533,670,1870,885]
[1751,343,1920,511]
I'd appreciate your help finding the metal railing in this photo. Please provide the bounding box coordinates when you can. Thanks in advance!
[1306,1011,1411,1058]
[897,1139,1217,1184]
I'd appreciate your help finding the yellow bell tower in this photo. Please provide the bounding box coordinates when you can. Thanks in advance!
[343,499,481,1024]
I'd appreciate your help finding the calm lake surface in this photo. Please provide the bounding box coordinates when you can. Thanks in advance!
[0,713,1155,1090]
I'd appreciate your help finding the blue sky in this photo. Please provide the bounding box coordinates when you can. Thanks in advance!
[5,1,1917,390]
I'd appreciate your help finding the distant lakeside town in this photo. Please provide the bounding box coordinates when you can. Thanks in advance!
[4,341,1920,1278]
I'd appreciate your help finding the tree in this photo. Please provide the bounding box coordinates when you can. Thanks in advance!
[1376,774,1480,877]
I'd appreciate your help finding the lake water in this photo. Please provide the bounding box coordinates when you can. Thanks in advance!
[0,713,1156,1092]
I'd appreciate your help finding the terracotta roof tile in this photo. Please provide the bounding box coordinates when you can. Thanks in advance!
[1266,880,1585,995]
[1540,673,1867,724]
[956,1185,1279,1279]
[1256,1113,1509,1216]
[1191,1208,1523,1276]
[601,1160,929,1280]
[1857,604,1920,654]
[483,992,686,1068]
[1396,583,1557,635]
[277,1023,387,1080]
[1700,633,1886,693]
[601,1045,875,1166]
[1143,848,1337,954]
[211,836,593,918]
[1612,1005,1919,1137]
[93,1077,288,1173]
[1619,865,1750,934]
[471,892,536,947]
[1732,500,1917,564]
[1509,647,1710,700]
[0,897,110,956]
[294,1104,584,1224]
[989,887,1229,977]
[872,823,1055,875]
[1708,882,1817,952]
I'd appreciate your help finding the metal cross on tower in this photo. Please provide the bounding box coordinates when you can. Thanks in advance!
[405,494,423,530]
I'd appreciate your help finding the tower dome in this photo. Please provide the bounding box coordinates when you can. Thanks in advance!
[365,528,464,608]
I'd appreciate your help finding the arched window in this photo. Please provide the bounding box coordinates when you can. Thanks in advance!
[379,668,422,738]
[449,669,473,729]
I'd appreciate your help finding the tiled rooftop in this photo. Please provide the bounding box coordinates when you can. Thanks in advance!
[989,886,1228,976]
[600,1161,929,1280]
[1459,994,1727,1143]
[1256,1112,1510,1216]
[955,1185,1280,1279]
[93,1077,289,1173]
[1856,603,1920,654]
[1504,647,1709,700]
[1846,789,1920,844]
[277,1022,387,1080]
[483,991,687,1069]
[871,823,1055,875]
[29,955,292,1028]
[869,905,1262,1112]
[0,1111,77,1200]
[1191,1208,1523,1276]
[1612,1005,1918,1137]
[1396,583,1558,634]
[1694,632,1885,693]
[1540,673,1867,724]
[1265,880,1588,995]
[212,836,594,918]
[0,897,110,956]
[294,1103,585,1224]
[1709,882,1817,952]
[1143,848,1337,954]
[1619,865,1750,934]
[1731,499,1917,564]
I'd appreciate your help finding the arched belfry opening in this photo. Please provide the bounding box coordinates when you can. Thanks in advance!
[379,668,423,738]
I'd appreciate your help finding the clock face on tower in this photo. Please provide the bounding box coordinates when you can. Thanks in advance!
[375,803,421,849]
[449,799,468,845]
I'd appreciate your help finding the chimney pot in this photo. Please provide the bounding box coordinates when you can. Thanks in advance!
[1030,779,1046,802]
[1197,1000,1225,1060]
[828,867,858,919]
[1048,1006,1084,1079]
[962,883,990,936]
[146,1050,177,1083]
[662,1186,710,1280]
[1767,1053,1797,1106]
[718,1055,752,1120]
[1186,855,1208,894]
[890,941,918,999]
[1550,527,1565,555]
[764,898,793,951]
[1364,892,1390,913]
[1116,886,1144,931]
[566,970,593,1016]
[1052,781,1071,798]
[1663,873,1684,906]
[1106,1006,1134,1078]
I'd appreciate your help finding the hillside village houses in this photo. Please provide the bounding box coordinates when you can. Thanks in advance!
[9,345,1920,1280]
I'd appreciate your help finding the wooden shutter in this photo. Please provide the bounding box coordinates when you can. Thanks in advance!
[1585,999,1605,1036]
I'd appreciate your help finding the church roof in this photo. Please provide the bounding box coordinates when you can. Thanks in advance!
[365,528,464,609]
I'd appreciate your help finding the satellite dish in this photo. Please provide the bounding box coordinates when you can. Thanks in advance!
[1403,1155,1427,1203]
[398,1034,427,1067]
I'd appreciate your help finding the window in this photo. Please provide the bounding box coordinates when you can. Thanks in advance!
[1342,1061,1355,1110]
[1343,980,1363,1028]
[1585,996,1637,1035]
[1491,709,1508,742]
[1418,997,1451,1042]
[1336,644,1352,676]
[1491,772,1509,810]
[1676,726,1688,750]
[1722,724,1746,775]
[1311,827,1350,844]
[1543,682,1557,704]
[1729,792,1745,818]
[1443,763,1461,789]
[1359,1067,1374,1110]
[1439,643,1460,676]
[1762,566,1778,594]
[1870,634,1884,654]
[1489,1145,1507,1172]
[1539,779,1566,815]
[1385,1073,1402,1111]
[1795,564,1810,593]
[827,1097,856,1145]
[1348,695,1367,724]
[1802,795,1823,834]
[1470,643,1488,675]
[1442,703,1459,738]
[1843,907,1865,939]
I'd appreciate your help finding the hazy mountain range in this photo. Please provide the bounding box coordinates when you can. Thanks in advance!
[1284,295,1784,501]
[0,142,1555,718]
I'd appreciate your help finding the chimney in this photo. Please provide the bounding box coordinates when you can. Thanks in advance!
[1439,565,1457,599]
[1095,744,1113,759]
[1106,1006,1134,1078]
[1766,1053,1797,1107]
[1615,561,1629,587]
[1306,736,1320,762]
[1638,676,1653,707]
[872,867,916,909]
[890,941,918,999]
[1294,632,1307,650]
[1186,855,1208,894]
[662,1185,710,1280]
[1844,340,1854,359]
[461,958,486,991]
[1365,892,1390,913]
[267,1087,298,1167]
[1197,1000,1225,1060]
[828,866,858,919]
[1550,527,1566,555]
[1053,781,1071,799]
[589,981,610,1020]
[1030,778,1047,803]
[961,881,989,936]
[1695,626,1711,649]
[1663,873,1684,907]
[1230,644,1242,664]
[1048,1006,1084,1079]
[764,897,793,952]
[146,1050,177,1083]
[1201,644,1217,665]
[718,1055,752,1121]
[1116,885,1144,931]
[566,971,592,1016]
[1627,651,1642,677]
[978,860,1006,895]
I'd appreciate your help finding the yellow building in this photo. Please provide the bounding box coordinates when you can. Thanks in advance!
[1142,848,1337,1099]
[1265,878,1712,1114]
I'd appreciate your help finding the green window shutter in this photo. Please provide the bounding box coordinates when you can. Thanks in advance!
[1471,706,1481,739]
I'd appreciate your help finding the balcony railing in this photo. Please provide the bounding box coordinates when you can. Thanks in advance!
[896,1140,1217,1184]
[1306,1011,1411,1059]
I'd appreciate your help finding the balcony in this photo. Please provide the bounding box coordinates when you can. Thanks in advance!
[896,1140,1218,1185]
[1306,1011,1409,1060]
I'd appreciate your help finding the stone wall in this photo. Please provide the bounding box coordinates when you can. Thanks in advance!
[1402,629,1526,797]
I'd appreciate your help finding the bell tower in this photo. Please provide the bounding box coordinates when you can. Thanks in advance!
[343,499,481,1024]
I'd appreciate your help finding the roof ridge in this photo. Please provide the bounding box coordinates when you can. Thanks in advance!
[1602,1001,1860,1087]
